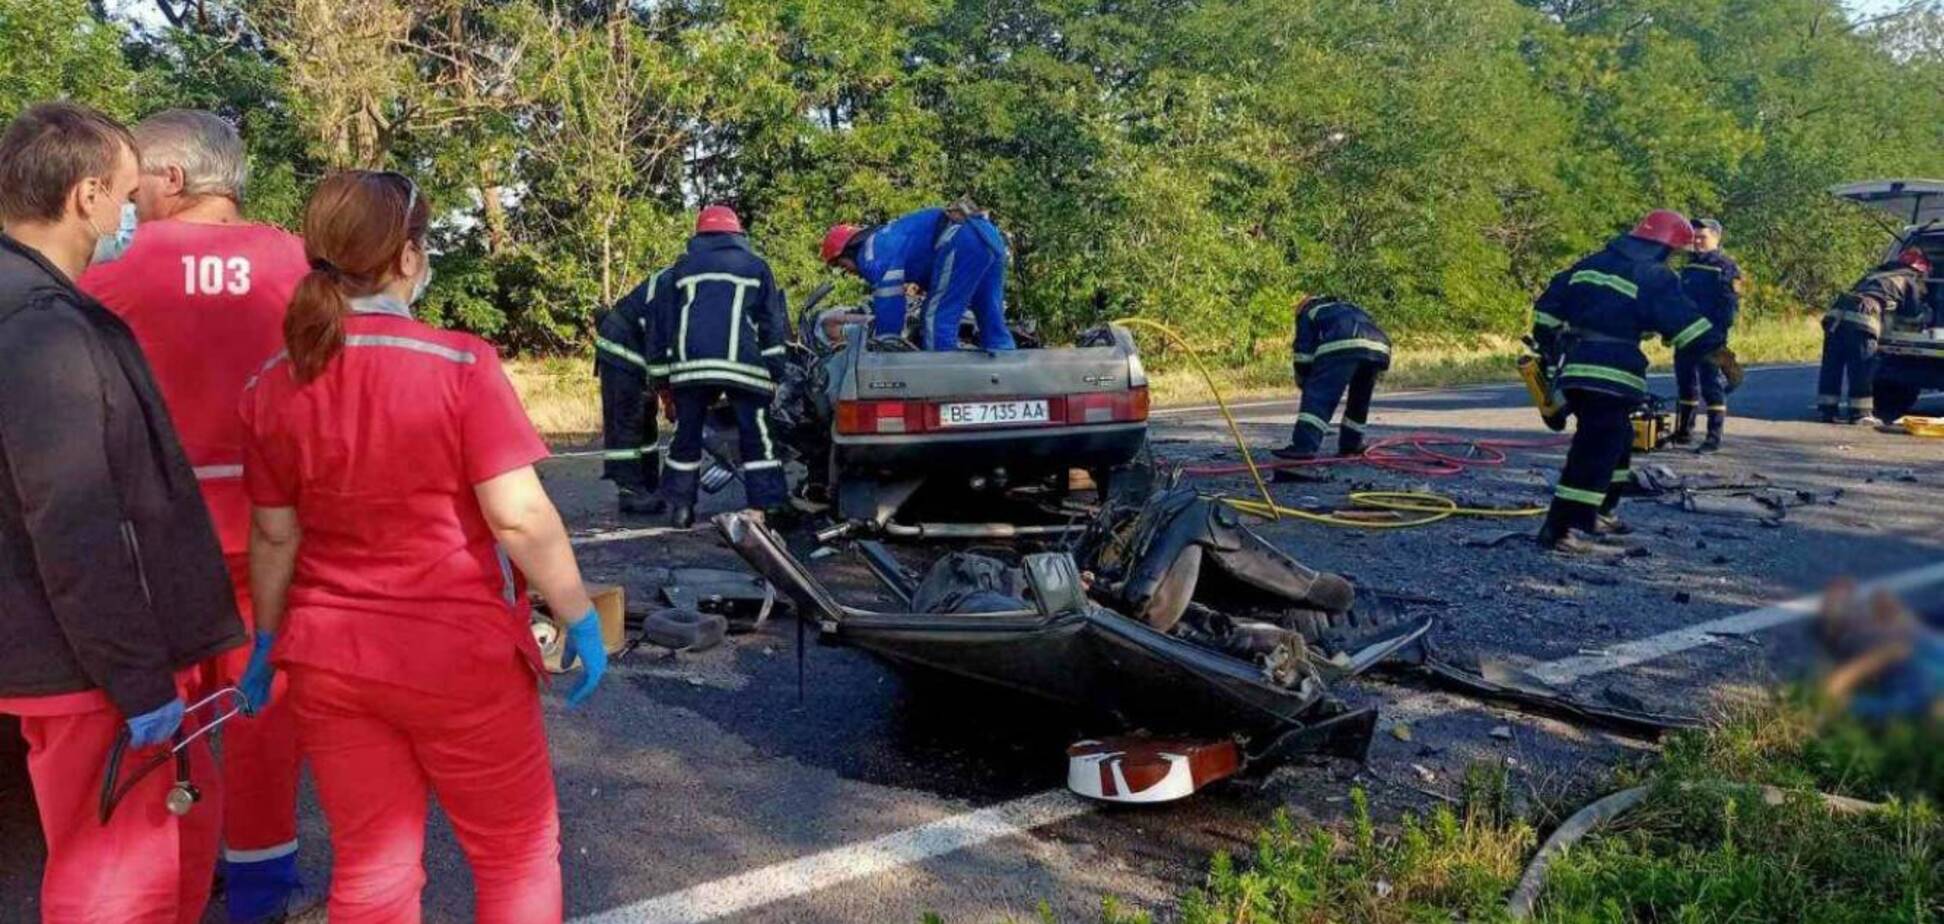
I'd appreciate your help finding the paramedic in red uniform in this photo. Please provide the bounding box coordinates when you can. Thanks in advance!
[78,108,318,924]
[0,102,245,923]
[236,170,606,924]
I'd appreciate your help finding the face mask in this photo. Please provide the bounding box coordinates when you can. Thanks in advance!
[90,201,139,265]
[410,262,433,305]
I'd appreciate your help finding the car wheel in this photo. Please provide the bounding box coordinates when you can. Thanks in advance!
[1873,378,1920,422]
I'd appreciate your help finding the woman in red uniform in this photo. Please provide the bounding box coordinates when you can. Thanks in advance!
[235,171,606,923]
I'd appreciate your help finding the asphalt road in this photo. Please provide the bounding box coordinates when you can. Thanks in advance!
[1,365,1938,923]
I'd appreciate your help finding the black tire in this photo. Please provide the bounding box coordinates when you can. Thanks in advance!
[637,608,728,652]
[1874,378,1921,423]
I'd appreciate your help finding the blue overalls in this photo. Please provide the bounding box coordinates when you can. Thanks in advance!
[859,208,1015,351]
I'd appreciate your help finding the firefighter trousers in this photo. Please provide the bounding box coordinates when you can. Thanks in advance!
[1542,390,1634,536]
[1816,323,1878,416]
[14,698,222,923]
[1673,352,1727,438]
[1289,357,1381,455]
[598,365,660,493]
[664,386,787,511]
[288,662,561,924]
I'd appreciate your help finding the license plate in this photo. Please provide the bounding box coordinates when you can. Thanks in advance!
[938,399,1051,428]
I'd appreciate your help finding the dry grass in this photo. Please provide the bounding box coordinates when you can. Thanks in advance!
[1146,312,1827,407]
[506,314,1827,440]
[507,355,601,442]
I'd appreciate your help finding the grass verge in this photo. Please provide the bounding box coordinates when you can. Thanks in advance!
[1099,694,1940,924]
[507,313,1825,441]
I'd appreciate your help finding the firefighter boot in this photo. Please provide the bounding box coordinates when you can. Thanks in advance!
[618,488,667,517]
[1698,410,1724,453]
[1671,403,1696,444]
[670,503,696,529]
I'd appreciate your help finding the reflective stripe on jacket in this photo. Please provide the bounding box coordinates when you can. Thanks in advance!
[1531,235,1726,401]
[1293,297,1391,380]
[646,233,790,395]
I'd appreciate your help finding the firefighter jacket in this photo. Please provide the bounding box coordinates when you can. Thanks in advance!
[595,275,656,379]
[1824,263,1927,337]
[1292,297,1391,382]
[1679,249,1741,334]
[1531,235,1726,401]
[646,232,790,396]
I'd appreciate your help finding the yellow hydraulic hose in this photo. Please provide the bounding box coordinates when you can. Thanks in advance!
[1113,316,1280,520]
[1112,318,1547,529]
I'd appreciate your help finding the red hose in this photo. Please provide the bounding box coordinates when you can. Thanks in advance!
[1176,432,1569,479]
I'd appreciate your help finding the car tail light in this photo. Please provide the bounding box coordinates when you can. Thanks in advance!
[1068,387,1149,424]
[835,400,926,435]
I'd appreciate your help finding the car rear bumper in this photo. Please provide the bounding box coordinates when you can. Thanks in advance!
[835,421,1148,474]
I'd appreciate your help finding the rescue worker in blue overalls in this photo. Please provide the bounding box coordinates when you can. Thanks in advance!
[645,205,791,528]
[594,264,666,517]
[1817,247,1930,425]
[820,203,1016,351]
[1531,210,1741,553]
[1673,218,1742,451]
[1272,295,1392,461]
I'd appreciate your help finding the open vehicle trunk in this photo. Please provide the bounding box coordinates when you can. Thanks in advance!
[1829,178,1944,227]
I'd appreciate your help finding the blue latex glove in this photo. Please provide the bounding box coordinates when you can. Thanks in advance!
[559,608,607,708]
[127,698,185,749]
[238,632,277,716]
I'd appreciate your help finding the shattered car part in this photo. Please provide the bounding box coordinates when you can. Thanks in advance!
[640,566,780,633]
[1080,483,1371,650]
[1067,737,1242,804]
[715,511,1414,744]
[1379,638,1702,737]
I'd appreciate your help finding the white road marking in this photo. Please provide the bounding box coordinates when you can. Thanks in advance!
[569,552,1944,923]
[1529,558,1944,686]
[571,790,1091,924]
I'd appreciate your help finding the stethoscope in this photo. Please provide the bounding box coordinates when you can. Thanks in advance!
[97,686,247,824]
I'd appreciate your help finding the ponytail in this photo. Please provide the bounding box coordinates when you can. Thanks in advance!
[285,263,348,383]
[285,170,429,383]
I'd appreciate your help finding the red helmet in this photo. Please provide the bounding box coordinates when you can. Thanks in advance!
[820,224,862,265]
[1629,209,1695,250]
[1897,247,1932,276]
[696,205,742,235]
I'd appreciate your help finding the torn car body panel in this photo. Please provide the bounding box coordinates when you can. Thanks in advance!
[715,511,1347,737]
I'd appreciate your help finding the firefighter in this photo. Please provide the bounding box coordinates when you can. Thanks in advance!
[77,109,318,923]
[1272,295,1392,461]
[1673,218,1742,451]
[1531,210,1742,553]
[647,206,791,528]
[820,203,1016,351]
[1817,247,1930,425]
[0,102,245,924]
[594,256,671,518]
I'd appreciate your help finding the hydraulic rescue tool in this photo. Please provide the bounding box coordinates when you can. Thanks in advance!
[1518,337,1569,431]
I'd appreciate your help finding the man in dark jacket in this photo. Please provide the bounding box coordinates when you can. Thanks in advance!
[1818,247,1930,425]
[0,102,243,921]
[646,206,792,528]
[1273,295,1392,461]
[595,269,665,516]
[1530,210,1741,553]
[1674,218,1741,451]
